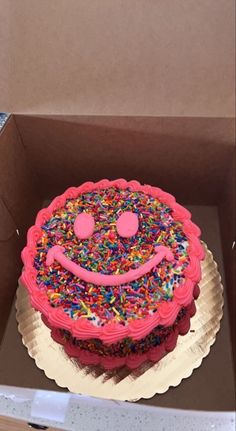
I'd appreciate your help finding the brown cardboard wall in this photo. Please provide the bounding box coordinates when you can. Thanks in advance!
[1,1,235,116]
[15,115,235,204]
[219,158,236,361]
[0,118,41,341]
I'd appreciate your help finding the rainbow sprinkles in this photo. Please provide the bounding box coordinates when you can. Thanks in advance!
[21,179,205,369]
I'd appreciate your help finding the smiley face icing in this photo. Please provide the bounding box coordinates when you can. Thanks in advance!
[21,179,204,369]
[35,187,186,323]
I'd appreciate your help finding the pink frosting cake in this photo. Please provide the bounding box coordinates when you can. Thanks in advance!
[21,179,205,369]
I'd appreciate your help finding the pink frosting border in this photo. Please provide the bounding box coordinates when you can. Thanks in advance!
[20,179,205,344]
[49,300,197,370]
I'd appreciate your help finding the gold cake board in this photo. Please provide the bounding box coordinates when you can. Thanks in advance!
[16,243,223,402]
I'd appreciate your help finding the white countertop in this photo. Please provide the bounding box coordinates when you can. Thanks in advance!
[0,386,235,431]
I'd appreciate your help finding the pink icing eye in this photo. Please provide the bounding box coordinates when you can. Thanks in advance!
[116,211,139,238]
[74,213,95,239]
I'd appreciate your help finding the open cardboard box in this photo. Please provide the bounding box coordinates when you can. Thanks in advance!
[0,0,235,415]
[0,115,235,411]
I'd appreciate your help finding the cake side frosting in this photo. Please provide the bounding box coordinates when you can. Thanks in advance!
[21,179,205,345]
[45,300,197,370]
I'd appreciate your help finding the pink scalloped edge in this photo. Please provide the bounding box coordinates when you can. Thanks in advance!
[49,300,197,370]
[20,179,205,344]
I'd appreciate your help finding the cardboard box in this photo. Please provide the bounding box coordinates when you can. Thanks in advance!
[0,0,235,413]
[0,115,235,411]
[1,1,235,117]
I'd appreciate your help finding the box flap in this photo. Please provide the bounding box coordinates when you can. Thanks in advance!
[0,1,235,116]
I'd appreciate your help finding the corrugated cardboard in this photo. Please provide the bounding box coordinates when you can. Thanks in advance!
[13,115,235,204]
[0,0,235,412]
[0,1,235,116]
[0,116,235,411]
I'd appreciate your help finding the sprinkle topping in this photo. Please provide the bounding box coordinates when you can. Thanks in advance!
[34,187,189,325]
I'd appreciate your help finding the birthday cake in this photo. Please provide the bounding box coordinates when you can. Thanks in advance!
[21,179,205,369]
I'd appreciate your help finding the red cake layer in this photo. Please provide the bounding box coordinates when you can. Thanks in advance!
[43,299,198,370]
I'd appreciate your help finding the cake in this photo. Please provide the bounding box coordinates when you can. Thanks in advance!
[21,179,205,370]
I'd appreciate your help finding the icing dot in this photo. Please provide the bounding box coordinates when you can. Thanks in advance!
[116,211,139,238]
[74,213,95,239]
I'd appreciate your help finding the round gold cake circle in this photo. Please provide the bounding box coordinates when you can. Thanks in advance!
[16,243,223,401]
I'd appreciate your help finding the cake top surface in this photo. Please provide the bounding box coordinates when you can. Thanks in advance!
[21,179,204,343]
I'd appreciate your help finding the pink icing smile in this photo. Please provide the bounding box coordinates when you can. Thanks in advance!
[46,244,174,287]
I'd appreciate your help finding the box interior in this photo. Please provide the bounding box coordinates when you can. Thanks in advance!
[0,115,235,410]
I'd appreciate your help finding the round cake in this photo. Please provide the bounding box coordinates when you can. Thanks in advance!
[21,179,205,369]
